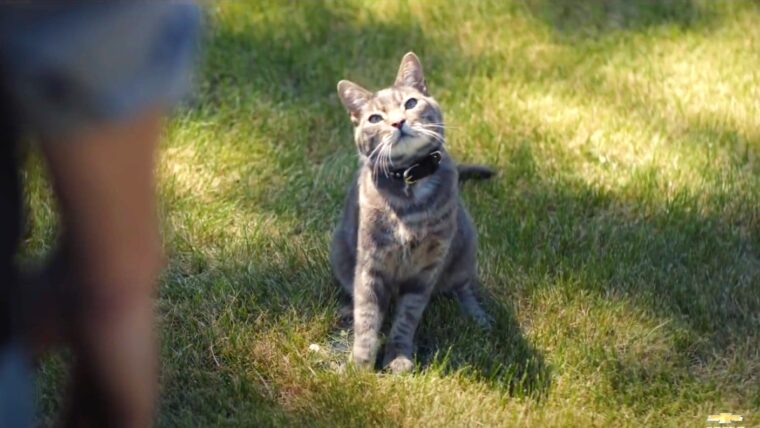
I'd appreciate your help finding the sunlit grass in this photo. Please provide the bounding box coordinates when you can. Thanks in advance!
[26,0,760,426]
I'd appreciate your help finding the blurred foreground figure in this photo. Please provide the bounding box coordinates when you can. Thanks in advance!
[0,3,200,427]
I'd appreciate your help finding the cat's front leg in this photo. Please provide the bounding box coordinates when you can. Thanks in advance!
[351,266,389,370]
[382,278,435,374]
[383,239,449,373]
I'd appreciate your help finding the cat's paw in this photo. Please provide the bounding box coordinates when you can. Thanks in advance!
[349,357,374,371]
[475,313,494,331]
[350,352,375,371]
[463,305,493,331]
[385,355,414,374]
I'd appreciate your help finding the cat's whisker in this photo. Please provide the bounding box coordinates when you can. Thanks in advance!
[384,144,394,175]
[419,122,456,130]
[412,126,446,144]
[415,126,442,137]
[378,149,389,177]
[369,135,395,178]
[417,126,453,136]
[381,143,392,176]
[371,145,384,178]
[385,134,397,175]
[377,137,390,177]
[368,141,385,161]
[413,124,442,133]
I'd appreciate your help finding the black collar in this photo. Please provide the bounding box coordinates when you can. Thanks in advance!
[389,150,443,184]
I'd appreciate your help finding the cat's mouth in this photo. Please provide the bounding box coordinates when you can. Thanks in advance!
[396,126,412,139]
[395,132,411,143]
[394,125,423,143]
[396,122,442,143]
[393,132,421,148]
[394,128,437,146]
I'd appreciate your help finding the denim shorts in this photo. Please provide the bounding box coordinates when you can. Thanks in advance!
[0,2,202,137]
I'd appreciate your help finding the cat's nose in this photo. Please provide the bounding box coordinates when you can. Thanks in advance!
[391,119,406,129]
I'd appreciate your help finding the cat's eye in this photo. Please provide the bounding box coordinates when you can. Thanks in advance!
[404,98,418,109]
[368,114,383,123]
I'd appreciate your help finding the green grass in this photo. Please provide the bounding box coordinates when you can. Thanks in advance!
[25,0,760,426]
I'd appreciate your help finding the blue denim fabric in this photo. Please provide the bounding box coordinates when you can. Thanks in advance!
[0,2,202,137]
[0,344,33,428]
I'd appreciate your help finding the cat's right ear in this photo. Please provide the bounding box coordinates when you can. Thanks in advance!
[337,80,372,125]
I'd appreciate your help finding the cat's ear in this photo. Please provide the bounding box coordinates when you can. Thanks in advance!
[394,52,428,95]
[337,80,372,123]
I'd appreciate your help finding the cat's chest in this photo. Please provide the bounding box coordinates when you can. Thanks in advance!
[385,205,440,246]
[380,196,456,250]
[388,232,446,279]
[384,213,451,272]
[392,217,424,245]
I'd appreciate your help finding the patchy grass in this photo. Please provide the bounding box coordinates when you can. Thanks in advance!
[26,0,759,426]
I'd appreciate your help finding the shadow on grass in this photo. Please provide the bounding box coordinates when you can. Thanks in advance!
[525,0,718,40]
[415,292,551,399]
[466,131,758,409]
[198,0,476,109]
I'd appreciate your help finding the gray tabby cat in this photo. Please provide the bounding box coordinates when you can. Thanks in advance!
[331,52,492,374]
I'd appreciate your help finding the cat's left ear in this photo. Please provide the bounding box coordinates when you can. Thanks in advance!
[394,52,428,95]
[337,80,372,124]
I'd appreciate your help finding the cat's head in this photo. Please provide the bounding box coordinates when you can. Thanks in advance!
[337,52,443,171]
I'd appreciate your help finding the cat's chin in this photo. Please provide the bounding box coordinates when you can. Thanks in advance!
[390,135,434,164]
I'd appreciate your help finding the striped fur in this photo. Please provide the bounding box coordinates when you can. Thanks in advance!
[331,52,491,373]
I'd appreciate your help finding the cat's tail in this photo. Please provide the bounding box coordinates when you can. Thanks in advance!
[457,164,495,182]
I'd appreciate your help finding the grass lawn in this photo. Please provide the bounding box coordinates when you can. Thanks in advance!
[26,0,759,426]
